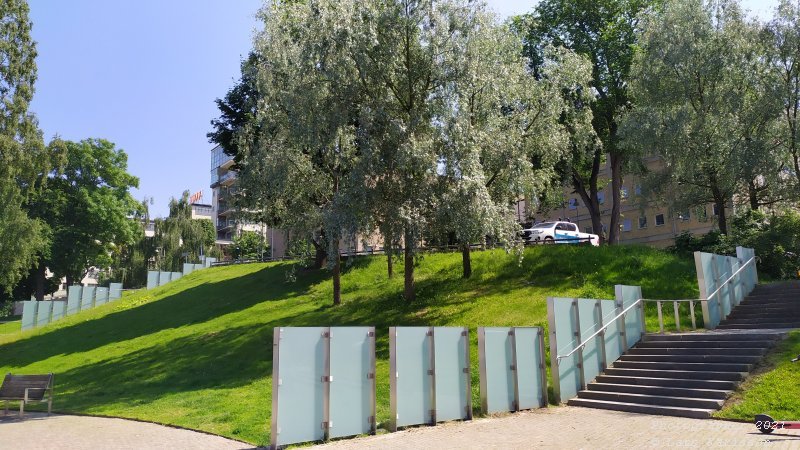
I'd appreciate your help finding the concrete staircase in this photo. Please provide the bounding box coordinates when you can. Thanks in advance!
[717,282,800,329]
[568,332,783,418]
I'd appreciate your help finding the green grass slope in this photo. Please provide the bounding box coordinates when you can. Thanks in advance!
[0,246,697,446]
[716,330,800,421]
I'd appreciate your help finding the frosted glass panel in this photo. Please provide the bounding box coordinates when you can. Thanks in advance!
[21,301,37,330]
[393,327,432,428]
[329,327,375,439]
[183,263,194,275]
[273,327,326,447]
[109,283,123,300]
[36,301,53,327]
[480,327,515,413]
[95,287,109,306]
[147,271,159,289]
[171,272,182,281]
[551,298,581,402]
[51,301,67,322]
[81,286,96,310]
[578,299,603,385]
[514,327,546,410]
[67,286,82,315]
[433,327,469,422]
[600,300,622,364]
[618,286,643,348]
[158,271,171,286]
[715,255,731,318]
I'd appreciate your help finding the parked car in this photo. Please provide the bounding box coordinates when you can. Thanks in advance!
[521,221,600,246]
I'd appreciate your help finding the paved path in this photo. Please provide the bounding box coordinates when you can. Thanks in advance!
[316,407,800,449]
[0,413,250,450]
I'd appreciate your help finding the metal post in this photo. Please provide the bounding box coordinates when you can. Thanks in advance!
[389,327,398,432]
[270,328,282,450]
[596,300,607,369]
[537,328,548,407]
[428,327,436,424]
[462,327,473,420]
[368,327,376,434]
[690,300,697,330]
[573,299,586,391]
[673,301,681,332]
[509,328,520,411]
[478,327,489,412]
[657,301,664,334]
[322,328,331,441]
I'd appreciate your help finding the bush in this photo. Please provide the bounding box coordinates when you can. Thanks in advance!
[669,210,800,280]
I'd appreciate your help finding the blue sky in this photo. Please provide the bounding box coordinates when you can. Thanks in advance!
[28,0,778,217]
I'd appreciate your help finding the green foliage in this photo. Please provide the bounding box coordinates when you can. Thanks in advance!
[622,0,782,233]
[0,245,696,445]
[152,191,217,272]
[0,0,53,291]
[670,209,800,280]
[25,138,140,286]
[232,231,267,260]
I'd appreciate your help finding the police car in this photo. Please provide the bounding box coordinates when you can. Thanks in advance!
[521,221,600,246]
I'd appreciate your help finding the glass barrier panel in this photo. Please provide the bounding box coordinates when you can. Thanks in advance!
[433,327,470,421]
[109,283,123,300]
[146,271,159,290]
[272,327,326,447]
[513,327,546,410]
[36,301,53,327]
[21,301,37,330]
[51,301,67,322]
[329,327,375,439]
[95,287,109,306]
[480,327,515,412]
[393,327,433,428]
[67,286,83,315]
[81,286,96,310]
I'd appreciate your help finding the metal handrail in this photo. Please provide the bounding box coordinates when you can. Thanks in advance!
[705,256,755,303]
[556,255,757,358]
[556,298,643,363]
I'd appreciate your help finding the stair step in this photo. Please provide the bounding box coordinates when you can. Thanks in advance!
[719,318,800,325]
[717,323,800,329]
[577,390,725,409]
[594,375,738,391]
[567,398,714,419]
[725,312,800,320]
[619,354,761,364]
[587,382,730,399]
[627,347,766,356]
[613,360,752,372]
[642,333,780,342]
[636,340,776,349]
[604,367,746,381]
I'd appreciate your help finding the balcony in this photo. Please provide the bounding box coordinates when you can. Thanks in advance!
[217,220,236,231]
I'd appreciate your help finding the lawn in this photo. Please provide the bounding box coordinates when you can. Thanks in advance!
[0,245,698,446]
[716,330,800,422]
[0,316,21,335]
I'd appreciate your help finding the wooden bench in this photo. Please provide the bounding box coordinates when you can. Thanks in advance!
[0,373,54,417]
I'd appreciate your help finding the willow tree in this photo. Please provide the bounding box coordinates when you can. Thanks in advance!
[241,0,367,306]
[433,6,595,278]
[621,0,781,234]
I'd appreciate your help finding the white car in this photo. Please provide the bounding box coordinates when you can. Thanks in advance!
[521,221,600,246]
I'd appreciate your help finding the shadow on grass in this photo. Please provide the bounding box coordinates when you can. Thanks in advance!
[0,264,323,368]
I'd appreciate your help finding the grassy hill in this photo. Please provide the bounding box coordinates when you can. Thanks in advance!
[0,245,698,446]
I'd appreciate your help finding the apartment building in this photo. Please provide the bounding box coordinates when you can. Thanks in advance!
[527,155,722,247]
[210,145,290,257]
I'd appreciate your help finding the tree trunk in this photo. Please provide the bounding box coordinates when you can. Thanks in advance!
[571,148,605,244]
[748,180,760,210]
[712,191,728,235]
[403,230,415,302]
[461,242,472,279]
[311,236,327,269]
[607,152,623,245]
[385,235,393,278]
[35,263,46,301]
[66,274,74,289]
[332,239,341,306]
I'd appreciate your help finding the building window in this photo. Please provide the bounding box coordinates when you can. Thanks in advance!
[597,192,605,205]
[621,187,629,200]
[638,216,647,229]
[584,226,593,234]
[622,219,632,232]
[634,184,642,196]
[679,210,690,221]
[655,214,665,226]
[712,203,720,216]
[696,206,708,222]
[568,198,579,210]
